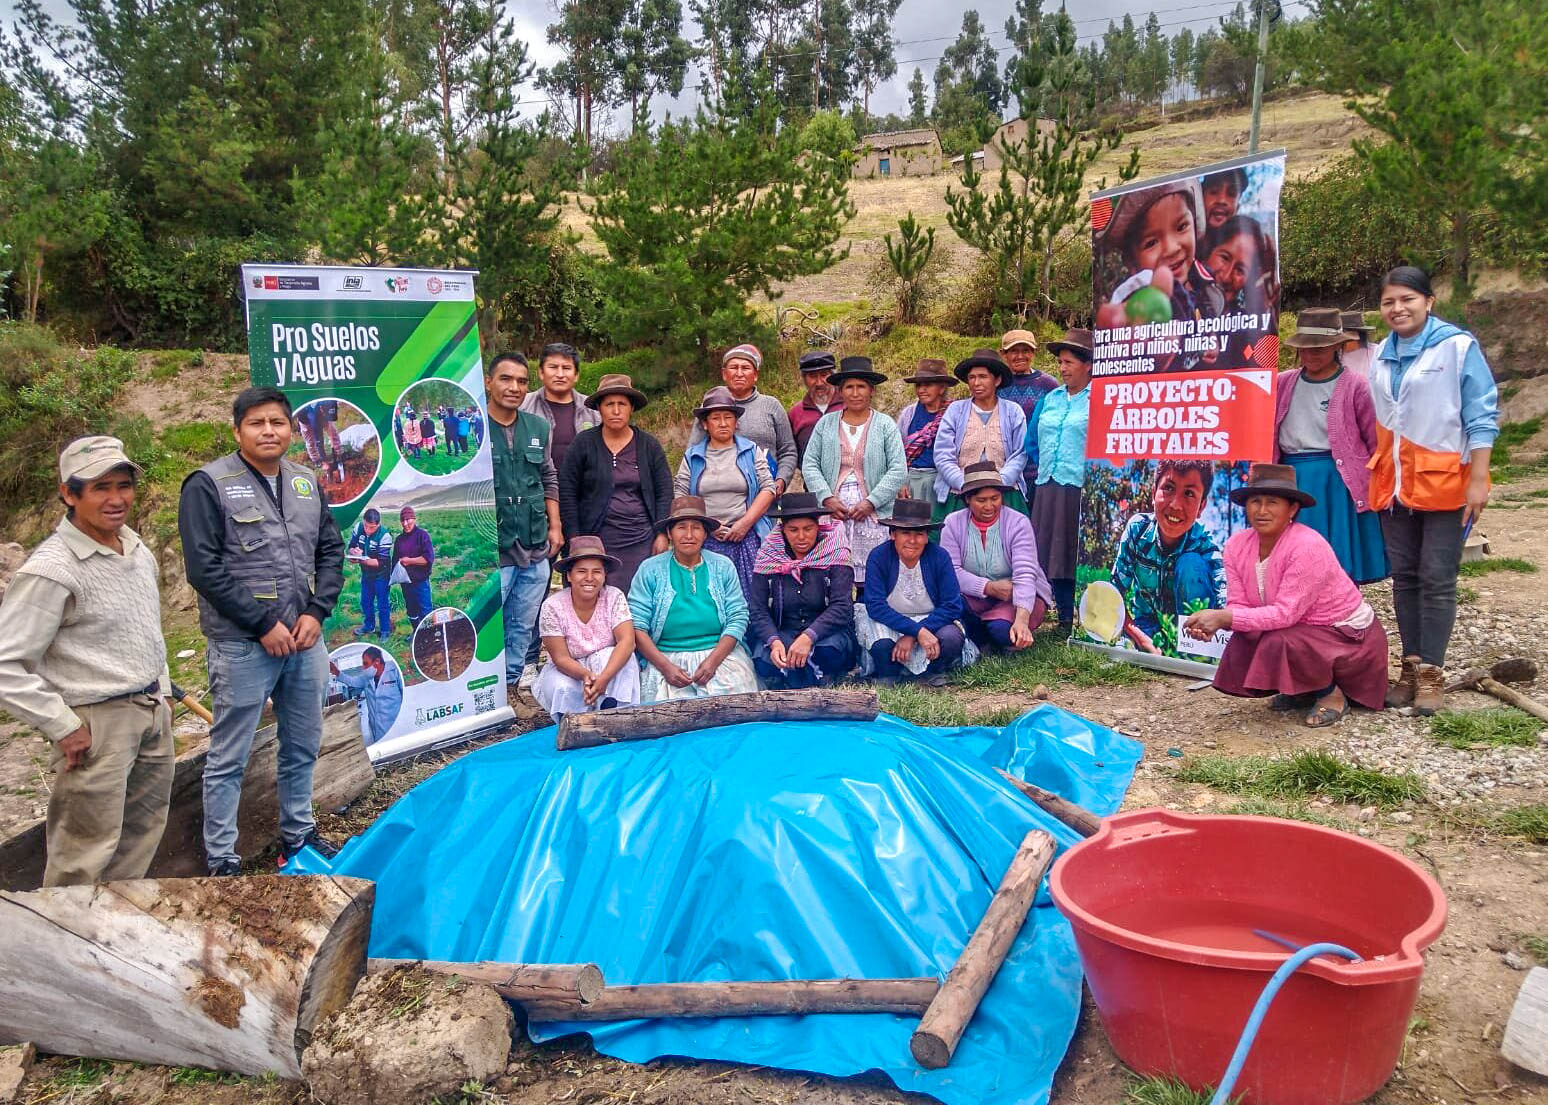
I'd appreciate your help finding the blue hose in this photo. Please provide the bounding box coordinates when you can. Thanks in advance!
[1209,941,1364,1105]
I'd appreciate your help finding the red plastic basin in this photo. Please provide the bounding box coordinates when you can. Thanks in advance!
[1049,808,1446,1105]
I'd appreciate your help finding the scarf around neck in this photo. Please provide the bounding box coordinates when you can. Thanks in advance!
[754,521,850,584]
[904,405,946,464]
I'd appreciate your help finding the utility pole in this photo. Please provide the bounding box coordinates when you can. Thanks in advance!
[1247,0,1271,152]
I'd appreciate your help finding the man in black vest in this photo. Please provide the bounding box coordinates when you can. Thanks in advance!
[179,387,345,875]
[487,354,562,697]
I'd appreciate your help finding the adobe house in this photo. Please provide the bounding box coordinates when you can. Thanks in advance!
[853,129,943,178]
[982,117,1057,172]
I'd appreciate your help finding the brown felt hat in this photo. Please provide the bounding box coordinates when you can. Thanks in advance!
[1000,329,1039,353]
[958,459,1015,498]
[1046,328,1095,360]
[555,535,621,574]
[882,497,942,530]
[693,385,746,421]
[1285,307,1355,349]
[1341,310,1375,334]
[586,373,648,410]
[1229,463,1316,509]
[902,358,957,386]
[954,348,1011,387]
[656,494,719,533]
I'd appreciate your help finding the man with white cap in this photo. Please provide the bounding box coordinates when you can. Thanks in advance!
[0,436,174,886]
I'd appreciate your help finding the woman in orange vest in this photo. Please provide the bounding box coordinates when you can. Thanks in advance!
[1368,266,1499,714]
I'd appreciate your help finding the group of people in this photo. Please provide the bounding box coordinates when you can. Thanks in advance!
[345,505,436,638]
[0,263,1500,892]
[395,403,482,459]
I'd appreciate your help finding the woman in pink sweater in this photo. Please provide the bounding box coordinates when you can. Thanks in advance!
[1184,464,1388,727]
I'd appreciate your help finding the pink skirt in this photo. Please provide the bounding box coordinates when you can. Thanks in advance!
[1213,621,1390,710]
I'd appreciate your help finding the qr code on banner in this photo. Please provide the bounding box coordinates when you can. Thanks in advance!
[473,688,496,714]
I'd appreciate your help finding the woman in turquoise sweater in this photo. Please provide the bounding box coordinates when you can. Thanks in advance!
[1027,328,1094,632]
[628,496,756,703]
[800,357,907,585]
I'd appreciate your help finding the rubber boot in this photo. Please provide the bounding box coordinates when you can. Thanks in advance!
[1386,656,1420,709]
[1414,663,1445,716]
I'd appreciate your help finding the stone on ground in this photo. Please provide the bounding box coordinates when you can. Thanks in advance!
[0,1042,35,1104]
[302,966,512,1105]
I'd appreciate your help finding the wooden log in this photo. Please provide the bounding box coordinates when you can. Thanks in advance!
[556,688,879,751]
[995,769,1102,837]
[0,875,374,1078]
[368,959,605,1004]
[1503,966,1548,1076]
[0,701,373,891]
[910,829,1058,1069]
[521,978,941,1021]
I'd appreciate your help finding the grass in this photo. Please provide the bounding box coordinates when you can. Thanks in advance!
[951,637,1153,693]
[1523,933,1548,966]
[1492,416,1548,482]
[1497,803,1548,843]
[1174,749,1425,808]
[1223,797,1354,829]
[1126,1075,1234,1105]
[45,1057,114,1087]
[876,684,1029,728]
[1457,584,1478,605]
[170,1065,244,1085]
[1457,556,1537,577]
[1430,708,1543,749]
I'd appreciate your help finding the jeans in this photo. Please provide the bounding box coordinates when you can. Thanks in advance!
[753,629,857,689]
[1380,505,1465,666]
[360,575,392,634]
[501,560,551,684]
[203,638,327,867]
[869,623,965,679]
[401,579,433,627]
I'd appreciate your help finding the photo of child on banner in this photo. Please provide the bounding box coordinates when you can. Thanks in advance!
[1077,152,1285,672]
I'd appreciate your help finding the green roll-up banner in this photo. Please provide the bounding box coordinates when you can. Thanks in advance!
[242,264,512,762]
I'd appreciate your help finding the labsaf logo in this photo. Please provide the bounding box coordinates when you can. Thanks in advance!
[414,701,466,725]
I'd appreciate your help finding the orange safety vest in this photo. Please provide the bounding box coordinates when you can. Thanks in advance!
[1366,331,1484,512]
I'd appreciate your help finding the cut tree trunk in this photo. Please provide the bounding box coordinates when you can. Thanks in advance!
[995,769,1102,837]
[368,960,604,1005]
[0,876,374,1078]
[521,978,940,1021]
[911,830,1058,1069]
[556,688,879,750]
[0,702,373,891]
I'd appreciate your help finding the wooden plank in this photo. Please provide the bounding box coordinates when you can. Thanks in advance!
[910,830,1058,1069]
[521,978,940,1021]
[1503,966,1548,1077]
[556,688,879,751]
[1,702,373,890]
[0,875,374,1078]
[368,959,605,1005]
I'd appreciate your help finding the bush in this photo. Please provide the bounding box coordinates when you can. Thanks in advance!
[1279,156,1445,308]
[0,322,137,520]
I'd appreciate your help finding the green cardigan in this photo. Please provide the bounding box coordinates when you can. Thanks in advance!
[800,410,907,514]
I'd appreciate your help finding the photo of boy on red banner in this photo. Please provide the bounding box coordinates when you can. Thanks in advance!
[1076,152,1285,673]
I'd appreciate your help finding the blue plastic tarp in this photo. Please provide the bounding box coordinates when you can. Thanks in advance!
[292,705,1142,1105]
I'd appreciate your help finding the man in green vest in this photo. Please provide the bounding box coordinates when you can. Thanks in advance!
[487,353,562,694]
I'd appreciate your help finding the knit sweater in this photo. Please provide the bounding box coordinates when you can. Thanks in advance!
[932,398,1029,501]
[687,389,798,485]
[1273,367,1378,510]
[939,508,1053,612]
[1224,522,1367,633]
[0,519,167,741]
[801,411,907,513]
[863,542,963,636]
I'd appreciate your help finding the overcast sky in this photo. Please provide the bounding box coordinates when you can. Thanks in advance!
[6,0,1309,133]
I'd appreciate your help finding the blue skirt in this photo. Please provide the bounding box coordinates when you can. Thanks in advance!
[1283,452,1389,584]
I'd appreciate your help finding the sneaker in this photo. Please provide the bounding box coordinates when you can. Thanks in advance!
[923,672,949,688]
[1414,663,1445,716]
[378,630,392,641]
[208,859,242,877]
[519,663,539,690]
[1386,656,1420,709]
[352,626,371,637]
[280,830,340,866]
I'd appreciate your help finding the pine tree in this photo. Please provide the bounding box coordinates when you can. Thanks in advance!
[946,9,1140,321]
[907,68,928,126]
[584,75,854,356]
[883,212,936,323]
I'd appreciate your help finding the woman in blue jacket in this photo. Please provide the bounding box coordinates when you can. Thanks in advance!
[674,386,776,595]
[859,498,975,685]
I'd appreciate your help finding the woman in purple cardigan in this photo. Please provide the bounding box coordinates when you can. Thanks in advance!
[1185,464,1388,728]
[1274,307,1388,583]
[940,460,1053,652]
